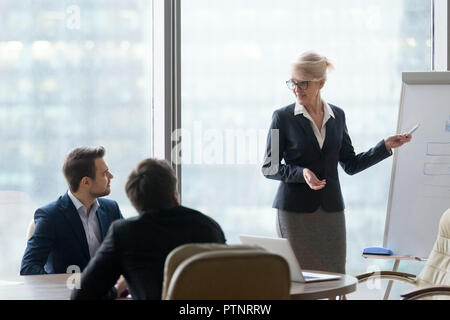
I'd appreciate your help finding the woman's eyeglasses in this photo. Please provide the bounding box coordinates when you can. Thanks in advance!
[286,80,309,91]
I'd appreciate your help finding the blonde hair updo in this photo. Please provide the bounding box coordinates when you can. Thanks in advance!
[290,51,334,81]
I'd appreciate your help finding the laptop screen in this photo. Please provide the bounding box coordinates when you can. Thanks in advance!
[239,234,341,283]
[239,234,305,282]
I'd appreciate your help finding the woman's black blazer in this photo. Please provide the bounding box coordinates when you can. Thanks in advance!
[262,103,392,213]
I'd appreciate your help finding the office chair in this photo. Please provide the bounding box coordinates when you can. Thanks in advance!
[162,243,291,300]
[357,208,450,300]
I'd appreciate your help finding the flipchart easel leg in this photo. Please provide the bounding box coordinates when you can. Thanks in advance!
[383,259,400,300]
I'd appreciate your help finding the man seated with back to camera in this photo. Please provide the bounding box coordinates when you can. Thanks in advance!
[71,158,226,300]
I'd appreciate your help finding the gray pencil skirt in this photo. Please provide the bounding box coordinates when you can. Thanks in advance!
[276,207,346,274]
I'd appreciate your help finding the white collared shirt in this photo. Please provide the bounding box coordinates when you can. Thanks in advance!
[294,101,335,149]
[67,190,102,258]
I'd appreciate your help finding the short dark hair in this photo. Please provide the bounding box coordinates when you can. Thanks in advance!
[125,158,177,212]
[62,146,106,192]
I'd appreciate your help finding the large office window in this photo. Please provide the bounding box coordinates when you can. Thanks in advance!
[0,1,152,275]
[181,0,431,276]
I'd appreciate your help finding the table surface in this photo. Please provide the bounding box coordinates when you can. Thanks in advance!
[0,271,357,300]
[0,273,73,300]
[290,270,357,300]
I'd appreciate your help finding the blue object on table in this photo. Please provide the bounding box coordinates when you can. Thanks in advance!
[363,247,393,256]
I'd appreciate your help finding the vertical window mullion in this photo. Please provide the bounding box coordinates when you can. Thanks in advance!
[153,0,182,199]
[433,0,450,70]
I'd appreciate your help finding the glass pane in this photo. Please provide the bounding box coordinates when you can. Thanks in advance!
[181,0,431,276]
[0,0,152,275]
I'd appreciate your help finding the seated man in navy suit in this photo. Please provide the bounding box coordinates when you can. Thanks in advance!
[20,146,123,275]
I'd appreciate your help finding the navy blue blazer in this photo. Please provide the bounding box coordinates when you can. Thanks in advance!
[262,103,392,213]
[20,192,123,275]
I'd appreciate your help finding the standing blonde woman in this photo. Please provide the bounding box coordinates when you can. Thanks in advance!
[262,51,412,273]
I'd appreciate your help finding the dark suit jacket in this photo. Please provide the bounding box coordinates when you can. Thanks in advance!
[20,192,123,275]
[71,206,226,300]
[262,103,392,213]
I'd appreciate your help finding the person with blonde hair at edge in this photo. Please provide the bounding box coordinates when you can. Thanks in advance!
[262,51,412,274]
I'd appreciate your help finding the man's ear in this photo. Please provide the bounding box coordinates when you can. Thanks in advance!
[79,177,90,189]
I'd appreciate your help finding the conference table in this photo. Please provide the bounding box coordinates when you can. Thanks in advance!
[290,270,357,300]
[0,271,357,300]
[0,273,72,300]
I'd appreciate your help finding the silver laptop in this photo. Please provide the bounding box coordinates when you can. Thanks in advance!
[239,234,342,283]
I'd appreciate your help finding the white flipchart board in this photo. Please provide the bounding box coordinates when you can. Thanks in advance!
[384,72,450,259]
